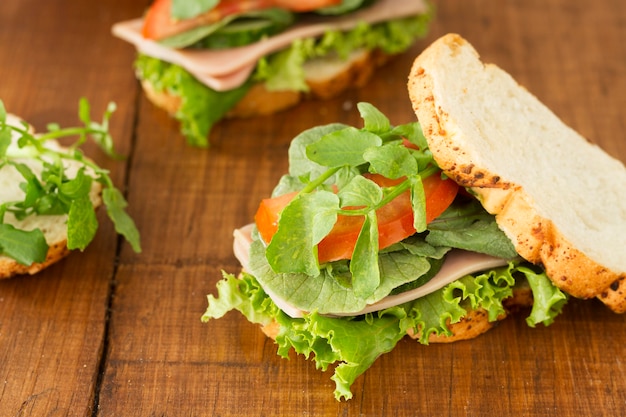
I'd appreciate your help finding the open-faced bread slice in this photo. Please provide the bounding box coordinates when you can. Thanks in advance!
[0,114,103,279]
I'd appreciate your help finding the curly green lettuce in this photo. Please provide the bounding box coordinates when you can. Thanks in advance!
[202,261,567,401]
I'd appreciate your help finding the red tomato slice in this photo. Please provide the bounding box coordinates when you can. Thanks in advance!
[254,173,459,264]
[142,0,343,40]
[142,0,172,39]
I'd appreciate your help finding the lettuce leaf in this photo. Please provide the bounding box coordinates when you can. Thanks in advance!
[134,55,251,147]
[202,262,567,401]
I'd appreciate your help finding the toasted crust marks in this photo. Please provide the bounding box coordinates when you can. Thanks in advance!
[598,277,626,312]
[0,241,72,279]
[408,34,626,312]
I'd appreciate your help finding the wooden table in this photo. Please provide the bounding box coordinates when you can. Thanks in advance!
[1,1,624,415]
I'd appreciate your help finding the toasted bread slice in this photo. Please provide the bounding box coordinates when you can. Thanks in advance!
[141,48,391,119]
[408,34,626,312]
[0,114,103,279]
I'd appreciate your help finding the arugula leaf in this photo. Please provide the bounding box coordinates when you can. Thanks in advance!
[314,0,371,15]
[364,142,417,179]
[13,163,46,211]
[287,123,349,181]
[357,102,390,134]
[160,9,291,49]
[171,0,219,20]
[410,175,427,232]
[350,210,380,298]
[306,126,382,167]
[392,122,428,151]
[67,196,98,251]
[0,223,48,265]
[336,175,382,207]
[59,167,93,200]
[426,200,518,259]
[265,191,339,276]
[0,121,10,158]
[102,188,142,253]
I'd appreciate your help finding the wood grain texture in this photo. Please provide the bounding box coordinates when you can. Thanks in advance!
[0,0,625,415]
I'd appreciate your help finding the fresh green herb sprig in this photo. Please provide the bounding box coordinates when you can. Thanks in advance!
[265,102,438,299]
[0,98,141,267]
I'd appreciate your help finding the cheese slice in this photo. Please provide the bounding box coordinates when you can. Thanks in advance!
[112,0,429,91]
[232,224,512,319]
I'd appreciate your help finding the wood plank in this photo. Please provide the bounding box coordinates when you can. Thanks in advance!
[0,0,143,415]
[1,0,625,415]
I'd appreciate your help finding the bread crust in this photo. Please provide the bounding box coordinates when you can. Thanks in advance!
[407,34,626,312]
[0,240,71,279]
[140,49,392,120]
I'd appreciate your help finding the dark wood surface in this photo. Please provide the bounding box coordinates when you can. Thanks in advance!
[1,1,624,415]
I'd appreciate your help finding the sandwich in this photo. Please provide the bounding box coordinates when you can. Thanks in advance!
[201,34,626,400]
[0,99,141,279]
[112,0,433,146]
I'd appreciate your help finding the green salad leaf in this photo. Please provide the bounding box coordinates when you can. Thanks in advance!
[0,223,48,265]
[171,0,219,20]
[203,261,566,401]
[134,55,252,147]
[314,0,374,15]
[427,200,519,259]
[160,8,294,49]
[0,98,141,266]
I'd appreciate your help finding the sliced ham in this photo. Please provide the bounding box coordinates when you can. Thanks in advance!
[232,224,512,319]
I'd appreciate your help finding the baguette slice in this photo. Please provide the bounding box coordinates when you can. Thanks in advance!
[141,48,391,119]
[0,114,103,279]
[408,34,626,312]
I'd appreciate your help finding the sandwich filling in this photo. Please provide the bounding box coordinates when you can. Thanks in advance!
[202,103,568,400]
[112,0,433,145]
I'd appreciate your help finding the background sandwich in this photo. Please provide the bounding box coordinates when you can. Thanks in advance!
[202,34,626,400]
[112,0,433,146]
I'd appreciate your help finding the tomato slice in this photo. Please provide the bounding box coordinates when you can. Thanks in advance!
[142,0,343,40]
[254,173,459,264]
[142,0,172,39]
